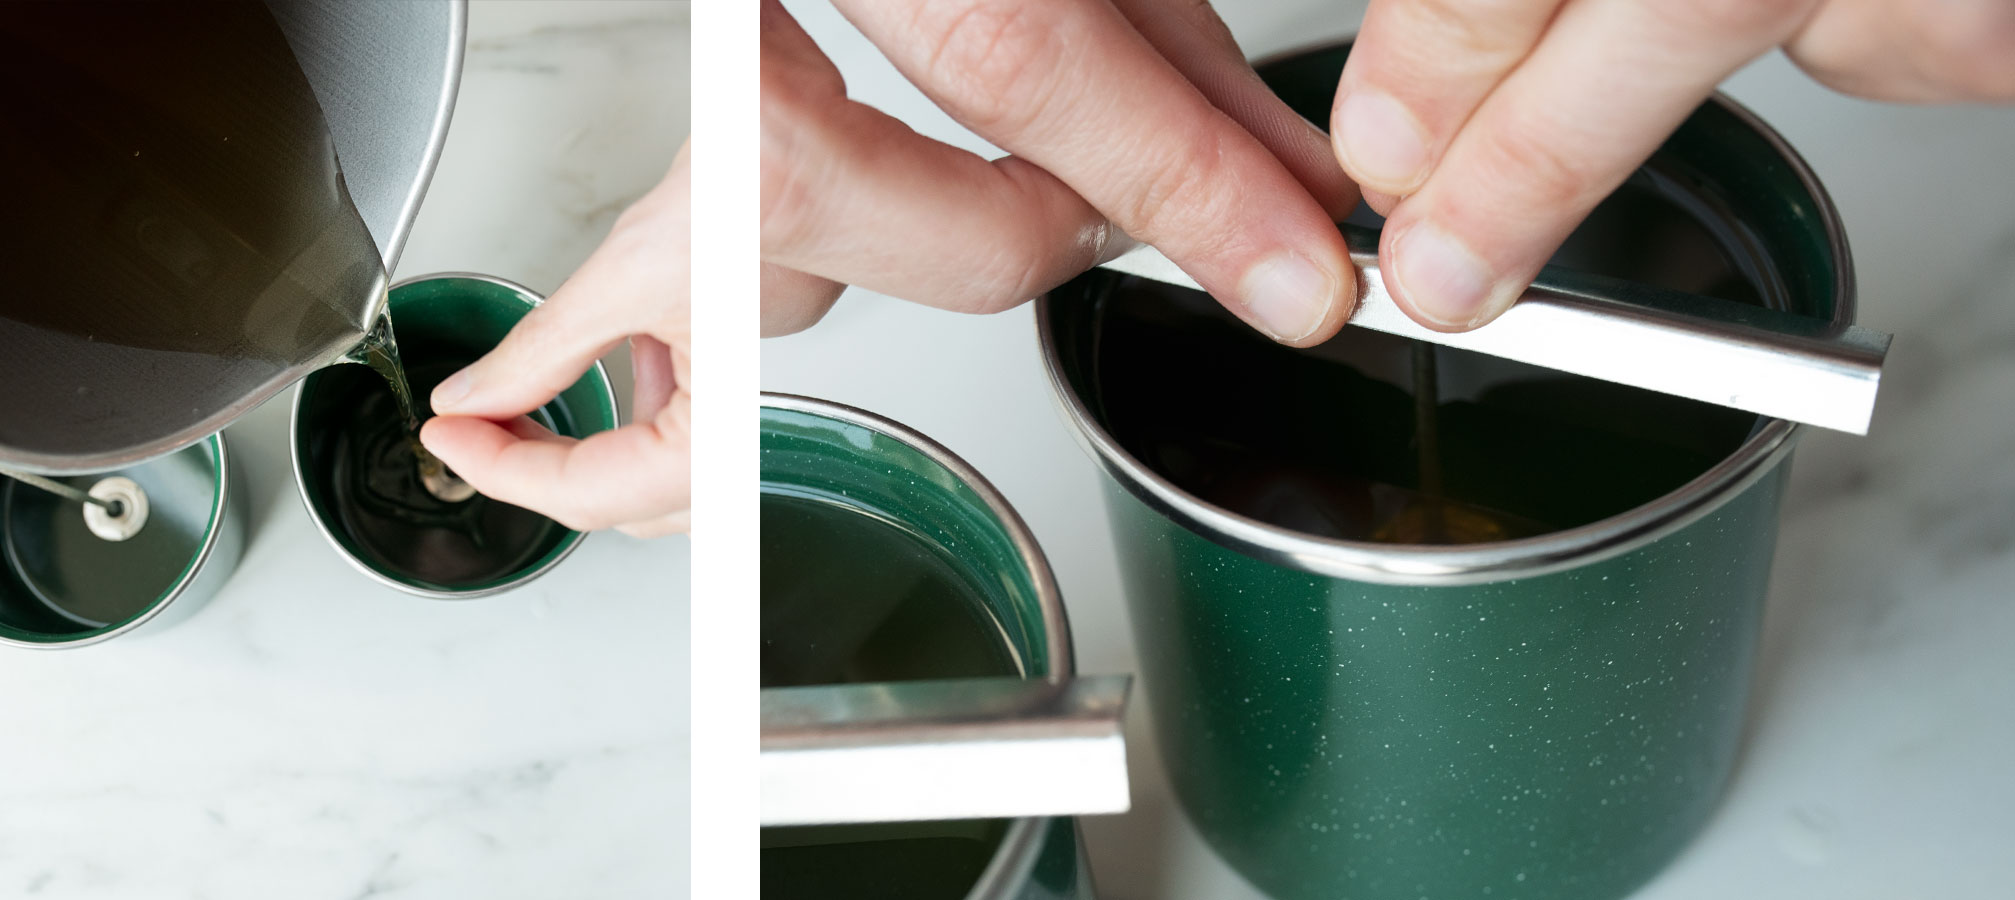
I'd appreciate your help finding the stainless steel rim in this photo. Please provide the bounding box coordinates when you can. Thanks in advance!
[758,392,1072,900]
[1035,90,1851,587]
[289,272,615,600]
[0,433,232,649]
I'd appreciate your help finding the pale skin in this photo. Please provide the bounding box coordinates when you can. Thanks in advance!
[762,0,2015,338]
[419,142,692,538]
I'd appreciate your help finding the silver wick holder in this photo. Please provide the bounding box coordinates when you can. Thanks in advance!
[0,469,149,542]
[83,477,149,541]
[1098,224,1891,435]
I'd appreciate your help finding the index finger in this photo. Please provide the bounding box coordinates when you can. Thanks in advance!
[833,0,1358,345]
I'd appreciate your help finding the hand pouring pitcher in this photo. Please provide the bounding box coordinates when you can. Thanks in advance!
[0,0,466,475]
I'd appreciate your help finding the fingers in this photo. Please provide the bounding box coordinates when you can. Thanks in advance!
[1109,0,1359,219]
[420,411,690,534]
[1378,0,1813,331]
[428,285,625,420]
[833,0,1357,345]
[762,0,1111,317]
[1332,0,1564,197]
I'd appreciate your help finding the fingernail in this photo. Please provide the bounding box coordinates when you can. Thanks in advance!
[1238,253,1335,342]
[1391,224,1502,329]
[1334,89,1430,192]
[432,368,475,410]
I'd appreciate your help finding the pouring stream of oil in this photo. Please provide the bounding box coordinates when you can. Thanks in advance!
[344,311,473,503]
[1369,342,1518,544]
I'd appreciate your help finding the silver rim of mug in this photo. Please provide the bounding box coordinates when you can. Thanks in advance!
[289,272,615,601]
[1035,89,1852,587]
[759,392,1073,900]
[0,434,233,649]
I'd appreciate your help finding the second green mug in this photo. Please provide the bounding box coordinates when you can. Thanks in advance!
[290,272,618,598]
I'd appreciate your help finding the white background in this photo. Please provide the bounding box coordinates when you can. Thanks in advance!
[761,1,2015,897]
[0,4,692,898]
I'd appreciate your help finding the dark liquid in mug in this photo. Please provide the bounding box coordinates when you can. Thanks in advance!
[0,0,391,459]
[300,352,569,588]
[1085,166,1777,543]
[760,490,1017,899]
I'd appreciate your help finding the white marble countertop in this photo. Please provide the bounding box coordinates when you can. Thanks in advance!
[0,4,691,898]
[762,2,2015,897]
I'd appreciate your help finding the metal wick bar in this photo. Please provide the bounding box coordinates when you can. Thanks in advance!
[761,674,1132,827]
[0,467,118,512]
[1097,224,1892,435]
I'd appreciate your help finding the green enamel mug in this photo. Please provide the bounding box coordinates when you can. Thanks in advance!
[290,273,618,599]
[760,394,1094,900]
[1036,42,1853,900]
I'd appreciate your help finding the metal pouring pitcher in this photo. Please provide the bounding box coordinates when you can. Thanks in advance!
[0,0,465,475]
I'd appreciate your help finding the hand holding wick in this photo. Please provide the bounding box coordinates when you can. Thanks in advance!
[420,141,692,538]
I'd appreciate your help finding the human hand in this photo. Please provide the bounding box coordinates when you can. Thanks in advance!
[1331,0,2015,332]
[761,0,1363,346]
[419,142,692,538]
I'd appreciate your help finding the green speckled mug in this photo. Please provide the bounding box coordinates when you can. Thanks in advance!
[760,395,1094,900]
[291,273,618,599]
[1035,42,1853,900]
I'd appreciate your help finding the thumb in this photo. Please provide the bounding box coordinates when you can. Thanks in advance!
[429,283,624,420]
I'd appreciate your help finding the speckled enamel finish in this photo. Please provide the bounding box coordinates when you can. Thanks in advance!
[760,399,1093,900]
[1107,469,1783,899]
[1030,38,1853,899]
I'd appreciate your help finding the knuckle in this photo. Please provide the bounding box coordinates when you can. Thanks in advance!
[553,506,608,533]
[758,108,832,254]
[961,234,1052,314]
[1403,0,1539,59]
[912,0,1068,133]
[1475,121,1602,210]
[1112,127,1239,241]
[1913,5,2015,99]
[955,160,1103,313]
[759,51,849,254]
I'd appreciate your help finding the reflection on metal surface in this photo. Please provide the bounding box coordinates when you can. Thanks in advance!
[761,675,1132,827]
[1098,225,1889,435]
